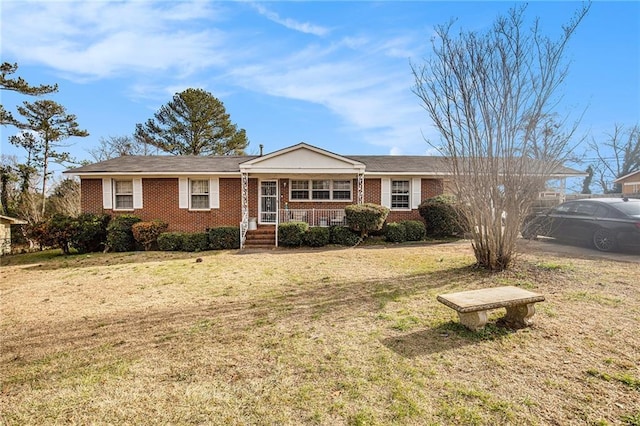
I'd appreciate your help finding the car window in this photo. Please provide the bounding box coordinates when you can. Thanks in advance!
[553,203,574,214]
[573,202,598,216]
[611,201,640,217]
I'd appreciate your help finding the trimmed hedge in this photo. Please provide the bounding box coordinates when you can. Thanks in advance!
[345,203,389,237]
[278,222,309,247]
[182,232,209,252]
[106,214,141,252]
[157,232,185,251]
[385,222,407,243]
[330,226,361,246]
[208,227,240,250]
[401,220,426,241]
[304,227,330,247]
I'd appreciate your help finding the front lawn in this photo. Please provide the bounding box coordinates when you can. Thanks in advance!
[1,243,639,425]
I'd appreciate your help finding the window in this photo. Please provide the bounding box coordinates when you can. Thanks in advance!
[190,179,209,209]
[114,180,133,210]
[391,180,410,209]
[291,180,309,200]
[289,179,352,201]
[332,180,352,200]
[312,180,330,199]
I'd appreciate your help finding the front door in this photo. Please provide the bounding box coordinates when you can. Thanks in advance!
[260,180,278,224]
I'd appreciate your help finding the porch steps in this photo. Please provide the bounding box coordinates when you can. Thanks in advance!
[244,226,276,249]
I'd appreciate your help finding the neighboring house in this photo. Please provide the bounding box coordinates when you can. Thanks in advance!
[0,215,27,255]
[65,142,584,248]
[614,170,640,196]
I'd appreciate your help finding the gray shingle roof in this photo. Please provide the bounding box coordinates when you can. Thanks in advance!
[65,155,259,174]
[65,154,584,177]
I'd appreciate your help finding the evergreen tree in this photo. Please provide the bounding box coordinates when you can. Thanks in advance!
[9,100,88,214]
[1,62,58,127]
[135,88,249,156]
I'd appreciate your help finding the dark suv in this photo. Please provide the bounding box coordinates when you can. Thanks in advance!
[521,198,640,252]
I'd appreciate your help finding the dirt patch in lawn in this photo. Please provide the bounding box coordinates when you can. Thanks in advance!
[1,243,639,425]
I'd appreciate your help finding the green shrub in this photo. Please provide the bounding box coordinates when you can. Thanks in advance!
[208,227,240,250]
[45,214,77,254]
[345,203,389,237]
[182,232,209,252]
[278,222,309,247]
[304,227,330,247]
[418,195,467,237]
[330,226,361,246]
[72,213,110,253]
[157,232,185,251]
[385,222,407,243]
[401,220,426,241]
[132,220,169,251]
[106,214,142,252]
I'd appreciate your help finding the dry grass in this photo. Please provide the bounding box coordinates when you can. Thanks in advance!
[1,242,639,425]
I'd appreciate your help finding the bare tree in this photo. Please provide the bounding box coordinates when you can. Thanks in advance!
[89,135,146,162]
[590,124,640,193]
[412,4,589,271]
[47,178,81,217]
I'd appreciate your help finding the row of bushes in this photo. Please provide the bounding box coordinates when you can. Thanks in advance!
[278,223,362,247]
[24,196,464,254]
[157,227,240,252]
[278,220,427,248]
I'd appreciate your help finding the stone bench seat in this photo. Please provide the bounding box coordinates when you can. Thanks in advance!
[437,286,545,331]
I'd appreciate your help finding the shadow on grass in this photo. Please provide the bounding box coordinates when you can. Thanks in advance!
[381,322,516,358]
[1,249,223,270]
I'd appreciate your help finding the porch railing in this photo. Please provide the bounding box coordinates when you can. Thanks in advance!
[278,209,346,227]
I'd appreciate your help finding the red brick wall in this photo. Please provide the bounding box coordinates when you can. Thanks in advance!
[81,179,104,214]
[80,176,445,231]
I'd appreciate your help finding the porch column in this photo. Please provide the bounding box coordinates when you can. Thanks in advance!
[357,172,365,204]
[240,171,249,249]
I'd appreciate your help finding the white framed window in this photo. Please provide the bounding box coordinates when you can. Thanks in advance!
[332,180,352,200]
[312,180,330,200]
[178,177,219,210]
[289,179,352,201]
[114,180,134,210]
[291,180,310,200]
[190,179,210,210]
[391,180,410,209]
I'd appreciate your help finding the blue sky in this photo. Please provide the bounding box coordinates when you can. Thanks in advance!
[1,1,639,178]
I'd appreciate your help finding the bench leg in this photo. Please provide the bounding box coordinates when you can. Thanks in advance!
[504,303,536,329]
[458,310,488,331]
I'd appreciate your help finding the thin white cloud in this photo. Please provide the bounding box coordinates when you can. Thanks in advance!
[250,3,330,37]
[1,1,227,80]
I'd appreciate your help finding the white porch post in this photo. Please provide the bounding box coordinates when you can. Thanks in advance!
[240,172,249,249]
[357,172,365,204]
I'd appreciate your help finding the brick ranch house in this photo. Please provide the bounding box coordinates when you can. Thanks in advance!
[65,142,583,248]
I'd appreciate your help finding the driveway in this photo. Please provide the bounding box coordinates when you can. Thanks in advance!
[517,237,640,263]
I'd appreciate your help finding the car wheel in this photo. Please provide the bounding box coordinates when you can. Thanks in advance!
[592,228,617,252]
[521,225,538,240]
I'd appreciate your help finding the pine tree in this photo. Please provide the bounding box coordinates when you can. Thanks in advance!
[135,88,249,156]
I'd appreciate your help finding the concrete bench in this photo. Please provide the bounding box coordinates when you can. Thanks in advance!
[437,286,545,331]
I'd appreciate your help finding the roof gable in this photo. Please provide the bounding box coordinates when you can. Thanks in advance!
[240,143,365,173]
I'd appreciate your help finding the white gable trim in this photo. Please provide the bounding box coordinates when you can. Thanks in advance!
[240,142,365,174]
